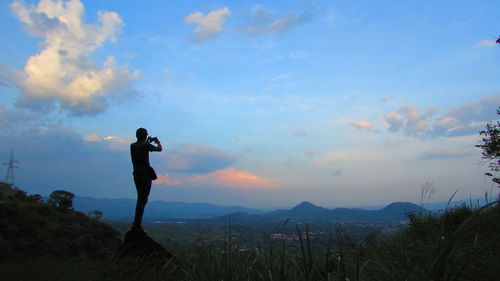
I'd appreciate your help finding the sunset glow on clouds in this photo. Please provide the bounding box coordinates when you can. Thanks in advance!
[191,168,276,190]
[153,174,181,186]
[154,168,276,190]
[350,120,374,131]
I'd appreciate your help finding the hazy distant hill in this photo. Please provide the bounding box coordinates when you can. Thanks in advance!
[73,196,264,222]
[179,201,425,226]
[73,195,424,225]
[262,201,422,224]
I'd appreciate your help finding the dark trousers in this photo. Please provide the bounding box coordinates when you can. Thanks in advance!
[133,175,152,226]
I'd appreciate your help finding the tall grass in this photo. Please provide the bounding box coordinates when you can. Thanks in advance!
[365,200,500,281]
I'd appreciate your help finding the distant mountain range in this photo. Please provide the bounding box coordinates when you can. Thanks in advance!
[73,197,264,222]
[195,201,423,226]
[268,201,422,222]
[73,196,423,225]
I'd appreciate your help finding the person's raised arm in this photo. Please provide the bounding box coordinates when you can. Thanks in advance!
[152,138,162,152]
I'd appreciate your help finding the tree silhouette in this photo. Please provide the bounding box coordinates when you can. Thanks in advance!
[47,190,75,209]
[476,107,500,187]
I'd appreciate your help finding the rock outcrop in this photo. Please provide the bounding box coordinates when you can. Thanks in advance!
[116,230,174,259]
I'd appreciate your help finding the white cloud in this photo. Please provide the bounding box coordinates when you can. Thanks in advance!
[432,95,500,137]
[84,133,132,151]
[475,39,496,47]
[350,120,374,131]
[400,105,430,134]
[241,6,312,36]
[9,0,138,115]
[184,7,231,43]
[383,112,404,132]
[435,116,460,130]
[383,105,432,137]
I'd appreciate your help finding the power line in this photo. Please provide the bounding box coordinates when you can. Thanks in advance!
[3,150,20,185]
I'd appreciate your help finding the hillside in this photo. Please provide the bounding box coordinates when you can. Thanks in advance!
[0,182,121,260]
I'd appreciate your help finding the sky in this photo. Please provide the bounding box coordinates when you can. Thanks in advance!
[0,0,499,209]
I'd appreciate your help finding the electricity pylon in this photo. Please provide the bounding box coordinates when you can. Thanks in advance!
[3,150,20,185]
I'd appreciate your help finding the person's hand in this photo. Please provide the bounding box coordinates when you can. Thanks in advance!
[148,136,159,143]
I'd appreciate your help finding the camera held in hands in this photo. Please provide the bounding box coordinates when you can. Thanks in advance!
[147,136,159,143]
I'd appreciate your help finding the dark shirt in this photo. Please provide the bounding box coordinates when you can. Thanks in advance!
[130,141,155,178]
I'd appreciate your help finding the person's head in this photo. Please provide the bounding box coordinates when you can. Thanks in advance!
[136,128,148,141]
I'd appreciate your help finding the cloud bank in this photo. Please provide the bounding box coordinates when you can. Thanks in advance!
[163,143,238,173]
[383,105,431,137]
[0,123,132,197]
[383,95,500,138]
[8,0,138,116]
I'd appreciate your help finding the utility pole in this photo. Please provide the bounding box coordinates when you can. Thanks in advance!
[3,150,20,185]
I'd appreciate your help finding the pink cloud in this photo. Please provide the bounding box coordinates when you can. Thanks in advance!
[154,168,276,190]
[153,174,181,186]
[350,120,374,131]
[191,168,276,190]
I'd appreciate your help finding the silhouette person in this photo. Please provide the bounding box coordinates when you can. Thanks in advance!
[130,128,162,231]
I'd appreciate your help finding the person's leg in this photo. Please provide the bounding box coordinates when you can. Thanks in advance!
[133,176,152,229]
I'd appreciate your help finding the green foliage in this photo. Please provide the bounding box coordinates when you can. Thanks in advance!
[476,107,500,186]
[47,190,75,209]
[0,181,28,201]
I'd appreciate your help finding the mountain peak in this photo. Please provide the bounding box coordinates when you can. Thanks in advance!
[293,201,317,209]
[290,201,328,215]
[381,202,420,212]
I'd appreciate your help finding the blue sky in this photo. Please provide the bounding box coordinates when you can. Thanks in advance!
[0,0,499,208]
